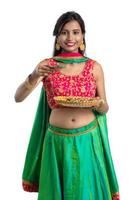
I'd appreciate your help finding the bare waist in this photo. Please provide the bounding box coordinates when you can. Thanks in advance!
[49,107,96,129]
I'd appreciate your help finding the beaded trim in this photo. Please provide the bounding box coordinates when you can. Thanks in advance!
[48,121,98,137]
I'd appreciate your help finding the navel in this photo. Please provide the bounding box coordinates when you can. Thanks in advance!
[72,118,76,122]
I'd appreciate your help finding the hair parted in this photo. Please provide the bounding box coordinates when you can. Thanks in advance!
[53,11,86,56]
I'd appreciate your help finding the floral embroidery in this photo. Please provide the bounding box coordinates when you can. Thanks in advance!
[112,192,120,200]
[81,86,86,93]
[22,181,38,192]
[42,59,96,109]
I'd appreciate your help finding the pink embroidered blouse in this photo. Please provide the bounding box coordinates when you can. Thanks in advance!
[42,59,96,109]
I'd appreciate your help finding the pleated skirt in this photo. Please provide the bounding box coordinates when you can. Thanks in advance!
[37,118,119,200]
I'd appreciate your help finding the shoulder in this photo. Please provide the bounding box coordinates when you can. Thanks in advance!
[93,61,103,72]
[90,60,104,81]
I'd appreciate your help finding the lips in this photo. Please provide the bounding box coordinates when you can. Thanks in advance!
[65,42,76,47]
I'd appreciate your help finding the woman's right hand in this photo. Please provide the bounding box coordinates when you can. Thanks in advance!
[14,58,58,102]
[32,58,58,79]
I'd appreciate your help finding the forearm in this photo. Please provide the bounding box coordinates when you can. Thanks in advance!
[14,71,42,102]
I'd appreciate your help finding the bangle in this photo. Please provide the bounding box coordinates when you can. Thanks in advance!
[24,74,35,90]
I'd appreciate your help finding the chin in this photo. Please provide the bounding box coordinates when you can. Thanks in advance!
[63,48,78,52]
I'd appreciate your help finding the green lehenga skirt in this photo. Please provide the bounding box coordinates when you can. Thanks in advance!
[22,89,119,200]
[37,118,119,200]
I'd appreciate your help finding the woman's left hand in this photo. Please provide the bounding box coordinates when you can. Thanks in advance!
[92,97,106,113]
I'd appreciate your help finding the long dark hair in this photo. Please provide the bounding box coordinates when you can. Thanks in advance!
[53,11,86,56]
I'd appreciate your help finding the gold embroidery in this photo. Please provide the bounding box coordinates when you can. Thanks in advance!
[81,86,86,93]
[59,74,64,78]
[70,79,75,84]
[48,121,98,137]
[58,87,64,93]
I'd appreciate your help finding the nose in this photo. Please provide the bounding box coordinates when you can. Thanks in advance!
[67,32,73,40]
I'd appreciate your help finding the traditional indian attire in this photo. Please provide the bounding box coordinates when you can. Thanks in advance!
[22,53,120,200]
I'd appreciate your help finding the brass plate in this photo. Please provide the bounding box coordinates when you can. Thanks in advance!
[54,96,99,108]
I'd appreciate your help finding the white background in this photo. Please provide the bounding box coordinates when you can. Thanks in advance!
[0,0,134,199]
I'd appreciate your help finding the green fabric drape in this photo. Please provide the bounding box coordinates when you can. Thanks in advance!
[53,57,89,63]
[22,87,51,185]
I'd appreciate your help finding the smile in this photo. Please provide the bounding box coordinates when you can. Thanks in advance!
[65,42,76,47]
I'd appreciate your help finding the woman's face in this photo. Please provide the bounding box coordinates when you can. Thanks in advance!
[57,20,84,52]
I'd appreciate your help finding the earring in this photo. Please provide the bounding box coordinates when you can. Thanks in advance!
[56,42,60,50]
[79,41,85,51]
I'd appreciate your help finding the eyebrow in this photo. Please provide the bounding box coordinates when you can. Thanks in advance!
[62,29,81,31]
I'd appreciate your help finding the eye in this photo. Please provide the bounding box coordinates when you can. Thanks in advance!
[61,31,67,35]
[73,31,80,35]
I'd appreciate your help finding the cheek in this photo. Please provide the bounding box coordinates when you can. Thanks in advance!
[58,36,67,43]
[76,34,83,41]
[77,37,83,44]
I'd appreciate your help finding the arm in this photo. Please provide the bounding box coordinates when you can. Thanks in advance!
[14,59,56,102]
[14,71,43,102]
[92,61,109,114]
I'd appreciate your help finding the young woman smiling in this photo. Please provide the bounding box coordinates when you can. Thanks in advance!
[15,11,120,200]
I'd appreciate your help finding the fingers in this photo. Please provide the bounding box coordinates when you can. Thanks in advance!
[35,63,57,77]
[57,62,65,68]
[34,59,65,78]
[94,98,105,110]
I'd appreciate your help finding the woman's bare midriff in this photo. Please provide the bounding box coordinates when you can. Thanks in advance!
[49,107,96,129]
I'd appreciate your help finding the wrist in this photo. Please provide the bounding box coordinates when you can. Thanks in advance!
[31,70,40,82]
[95,107,105,114]
[24,74,35,90]
[24,72,39,90]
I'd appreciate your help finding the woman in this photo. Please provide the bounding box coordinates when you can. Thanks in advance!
[15,11,120,200]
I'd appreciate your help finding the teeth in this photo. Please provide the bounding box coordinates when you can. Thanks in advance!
[66,43,75,46]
